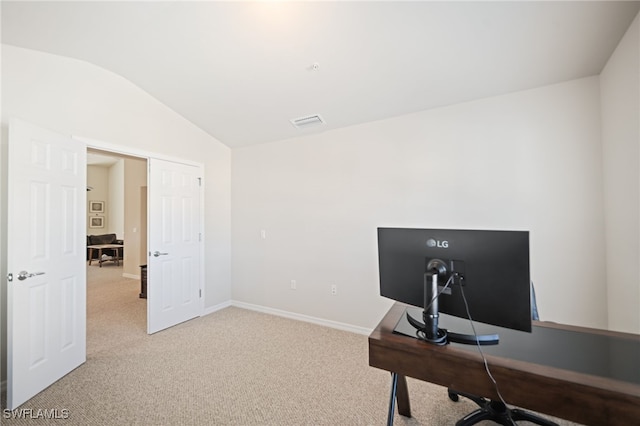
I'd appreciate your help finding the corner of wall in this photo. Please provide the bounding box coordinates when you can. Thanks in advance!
[600,10,640,333]
[1,123,9,383]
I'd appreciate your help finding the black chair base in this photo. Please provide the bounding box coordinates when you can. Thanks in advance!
[449,389,558,426]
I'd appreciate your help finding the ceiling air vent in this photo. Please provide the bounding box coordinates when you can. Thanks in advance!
[290,114,325,129]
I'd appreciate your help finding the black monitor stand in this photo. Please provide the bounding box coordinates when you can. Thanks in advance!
[406,262,499,346]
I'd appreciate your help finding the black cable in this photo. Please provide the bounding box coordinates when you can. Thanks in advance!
[424,273,455,313]
[459,282,516,426]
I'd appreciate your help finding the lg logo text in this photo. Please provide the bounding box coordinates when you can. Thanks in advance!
[426,238,449,249]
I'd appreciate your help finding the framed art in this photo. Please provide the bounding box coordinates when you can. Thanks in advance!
[89,216,104,228]
[89,201,105,213]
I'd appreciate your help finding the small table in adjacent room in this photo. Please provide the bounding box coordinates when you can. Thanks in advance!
[139,264,147,298]
[87,244,124,267]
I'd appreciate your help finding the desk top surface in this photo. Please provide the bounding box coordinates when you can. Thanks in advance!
[87,244,124,248]
[370,303,640,425]
[387,304,640,387]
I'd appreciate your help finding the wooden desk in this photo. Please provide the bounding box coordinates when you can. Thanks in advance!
[87,244,123,267]
[369,303,640,426]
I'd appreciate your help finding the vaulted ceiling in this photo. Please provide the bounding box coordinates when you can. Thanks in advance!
[2,1,639,148]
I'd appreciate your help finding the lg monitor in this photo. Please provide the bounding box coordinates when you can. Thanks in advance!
[377,228,531,345]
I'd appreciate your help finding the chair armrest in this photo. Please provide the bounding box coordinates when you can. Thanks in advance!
[116,239,124,245]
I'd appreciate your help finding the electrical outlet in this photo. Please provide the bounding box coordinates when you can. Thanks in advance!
[331,284,337,295]
[290,280,297,290]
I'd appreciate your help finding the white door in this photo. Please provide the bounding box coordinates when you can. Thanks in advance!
[147,158,202,334]
[7,119,86,409]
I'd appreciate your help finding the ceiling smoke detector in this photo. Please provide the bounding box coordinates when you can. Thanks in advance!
[290,114,325,129]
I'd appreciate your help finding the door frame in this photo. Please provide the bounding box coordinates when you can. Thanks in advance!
[76,135,206,317]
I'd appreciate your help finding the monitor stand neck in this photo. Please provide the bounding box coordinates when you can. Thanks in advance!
[406,271,499,346]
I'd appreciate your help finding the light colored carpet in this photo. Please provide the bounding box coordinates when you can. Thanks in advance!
[1,264,581,425]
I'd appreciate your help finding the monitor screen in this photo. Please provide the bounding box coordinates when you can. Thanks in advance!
[377,228,531,334]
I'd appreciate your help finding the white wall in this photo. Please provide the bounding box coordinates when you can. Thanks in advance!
[123,157,147,278]
[87,161,125,237]
[108,159,125,238]
[87,165,110,235]
[601,14,640,334]
[0,45,232,381]
[232,77,607,330]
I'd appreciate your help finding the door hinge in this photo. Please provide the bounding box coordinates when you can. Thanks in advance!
[7,273,13,282]
[199,233,202,242]
[197,177,202,187]
[199,289,202,298]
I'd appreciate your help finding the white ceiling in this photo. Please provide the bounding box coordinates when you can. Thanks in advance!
[87,152,119,167]
[2,1,639,148]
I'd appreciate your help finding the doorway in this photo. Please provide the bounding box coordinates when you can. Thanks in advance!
[7,119,205,409]
[84,140,205,336]
[86,149,148,352]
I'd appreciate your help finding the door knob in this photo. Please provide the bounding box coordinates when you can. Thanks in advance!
[153,251,169,257]
[17,271,45,281]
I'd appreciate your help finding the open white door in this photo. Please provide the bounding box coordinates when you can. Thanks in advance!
[147,158,202,334]
[7,119,86,409]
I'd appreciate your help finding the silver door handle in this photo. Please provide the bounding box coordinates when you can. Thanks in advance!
[153,251,169,257]
[18,271,45,281]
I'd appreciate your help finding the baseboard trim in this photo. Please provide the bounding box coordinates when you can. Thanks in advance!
[122,273,140,280]
[230,300,373,336]
[201,300,233,317]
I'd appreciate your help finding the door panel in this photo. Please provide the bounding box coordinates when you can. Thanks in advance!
[7,119,86,409]
[147,158,201,334]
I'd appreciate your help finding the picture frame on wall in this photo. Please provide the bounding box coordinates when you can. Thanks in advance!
[89,216,104,228]
[89,201,105,213]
